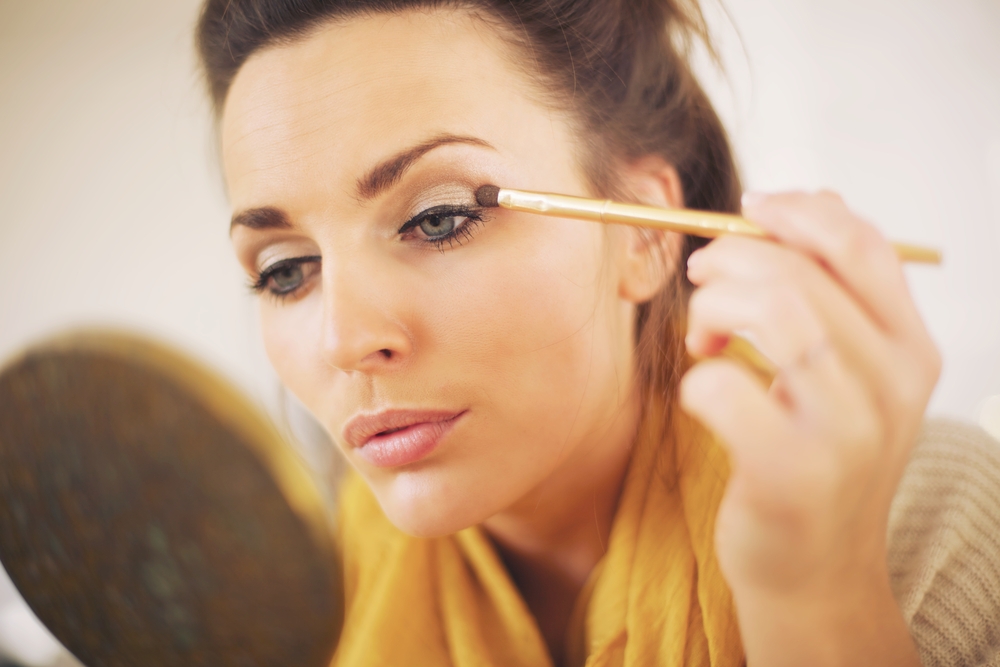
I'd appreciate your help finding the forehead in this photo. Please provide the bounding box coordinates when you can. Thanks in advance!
[221,8,566,209]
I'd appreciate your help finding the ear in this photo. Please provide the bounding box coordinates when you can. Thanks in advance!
[613,156,685,304]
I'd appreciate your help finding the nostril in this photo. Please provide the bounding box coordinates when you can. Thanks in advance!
[379,349,392,359]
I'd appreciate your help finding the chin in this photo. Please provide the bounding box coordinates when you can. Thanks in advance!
[370,470,494,538]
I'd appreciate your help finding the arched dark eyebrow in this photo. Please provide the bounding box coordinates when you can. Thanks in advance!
[355,133,494,201]
[230,206,290,233]
[230,133,494,232]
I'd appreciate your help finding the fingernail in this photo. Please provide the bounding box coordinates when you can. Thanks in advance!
[741,191,765,208]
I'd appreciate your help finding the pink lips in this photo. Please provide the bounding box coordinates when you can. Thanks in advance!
[343,409,465,468]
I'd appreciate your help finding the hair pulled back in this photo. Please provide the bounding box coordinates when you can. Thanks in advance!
[197,0,742,447]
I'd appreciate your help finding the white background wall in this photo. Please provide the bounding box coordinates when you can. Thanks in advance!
[0,0,998,664]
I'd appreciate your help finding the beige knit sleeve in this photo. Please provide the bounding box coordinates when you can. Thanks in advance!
[888,419,1000,667]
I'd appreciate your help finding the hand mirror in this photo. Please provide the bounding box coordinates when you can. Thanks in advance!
[0,331,343,667]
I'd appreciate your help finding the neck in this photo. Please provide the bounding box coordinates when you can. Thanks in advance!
[480,393,641,664]
[481,441,631,584]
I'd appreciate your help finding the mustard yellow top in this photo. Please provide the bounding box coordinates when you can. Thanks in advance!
[331,406,745,667]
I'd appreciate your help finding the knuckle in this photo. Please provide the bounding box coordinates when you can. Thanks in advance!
[831,221,879,264]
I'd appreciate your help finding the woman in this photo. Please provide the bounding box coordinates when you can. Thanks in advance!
[197,0,1000,665]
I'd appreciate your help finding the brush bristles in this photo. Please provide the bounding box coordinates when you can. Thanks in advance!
[475,185,501,208]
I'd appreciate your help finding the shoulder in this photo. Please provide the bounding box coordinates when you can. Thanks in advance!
[889,418,1000,667]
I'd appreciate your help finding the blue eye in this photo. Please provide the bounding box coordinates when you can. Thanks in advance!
[418,214,465,239]
[251,256,321,299]
[399,204,486,249]
[269,263,305,293]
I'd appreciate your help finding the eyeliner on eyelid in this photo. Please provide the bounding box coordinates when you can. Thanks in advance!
[248,195,489,301]
[396,202,489,250]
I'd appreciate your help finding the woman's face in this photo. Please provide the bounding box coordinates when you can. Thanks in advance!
[223,9,651,536]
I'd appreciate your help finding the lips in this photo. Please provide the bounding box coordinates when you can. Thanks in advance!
[342,409,465,467]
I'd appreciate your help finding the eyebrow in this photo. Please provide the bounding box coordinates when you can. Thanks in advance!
[230,206,291,232]
[356,133,494,201]
[230,133,495,233]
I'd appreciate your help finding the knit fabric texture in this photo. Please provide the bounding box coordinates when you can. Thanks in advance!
[889,419,1000,667]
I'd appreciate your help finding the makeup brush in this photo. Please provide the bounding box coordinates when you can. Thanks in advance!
[475,185,942,265]
[0,331,342,667]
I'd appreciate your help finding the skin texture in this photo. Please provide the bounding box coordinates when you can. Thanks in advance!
[221,8,937,667]
[683,192,938,666]
[222,11,678,663]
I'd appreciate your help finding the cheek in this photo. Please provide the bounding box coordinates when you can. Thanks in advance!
[257,293,330,409]
[427,218,627,420]
[377,220,634,533]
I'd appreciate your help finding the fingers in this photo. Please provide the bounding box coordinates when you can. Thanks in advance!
[680,358,792,468]
[687,199,940,429]
[686,235,897,410]
[738,191,922,341]
[686,277,827,369]
[685,273,878,434]
[682,355,881,511]
[679,355,883,508]
[682,190,942,617]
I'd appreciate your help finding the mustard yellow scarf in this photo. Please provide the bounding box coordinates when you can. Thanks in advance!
[332,406,744,666]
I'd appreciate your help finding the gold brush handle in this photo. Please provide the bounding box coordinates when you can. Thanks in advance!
[497,189,942,265]
[886,242,943,264]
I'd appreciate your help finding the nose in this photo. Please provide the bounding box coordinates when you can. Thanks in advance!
[318,259,412,374]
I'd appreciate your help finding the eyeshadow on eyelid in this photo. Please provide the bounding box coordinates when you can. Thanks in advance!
[255,244,318,272]
[404,183,481,216]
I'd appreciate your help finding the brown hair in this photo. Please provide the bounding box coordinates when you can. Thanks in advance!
[197,0,742,450]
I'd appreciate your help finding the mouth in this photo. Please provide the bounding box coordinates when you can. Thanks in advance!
[343,409,466,468]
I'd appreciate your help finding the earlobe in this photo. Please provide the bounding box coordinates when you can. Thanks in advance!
[615,157,686,303]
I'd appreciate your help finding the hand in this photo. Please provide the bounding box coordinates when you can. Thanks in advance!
[679,191,941,666]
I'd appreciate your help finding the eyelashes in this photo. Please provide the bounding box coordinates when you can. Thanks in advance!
[250,203,488,301]
[396,204,486,250]
[250,255,321,300]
